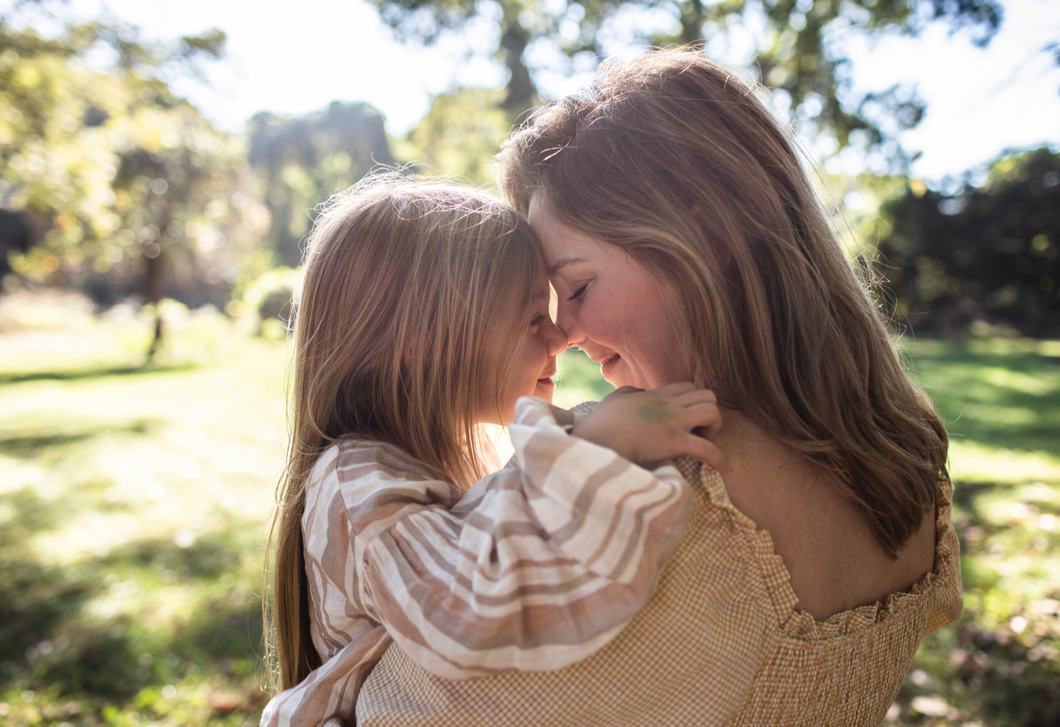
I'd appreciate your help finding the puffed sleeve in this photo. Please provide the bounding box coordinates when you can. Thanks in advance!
[349,396,691,678]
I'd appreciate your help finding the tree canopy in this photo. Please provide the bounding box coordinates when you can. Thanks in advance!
[874,147,1060,336]
[247,102,395,266]
[369,0,1002,165]
[0,8,259,355]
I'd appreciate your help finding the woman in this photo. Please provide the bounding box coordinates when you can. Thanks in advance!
[353,48,963,726]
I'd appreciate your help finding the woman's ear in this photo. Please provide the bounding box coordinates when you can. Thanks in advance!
[691,205,733,272]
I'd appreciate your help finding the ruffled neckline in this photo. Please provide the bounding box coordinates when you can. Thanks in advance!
[696,464,959,640]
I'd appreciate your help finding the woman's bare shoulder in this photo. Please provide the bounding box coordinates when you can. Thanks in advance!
[714,410,936,621]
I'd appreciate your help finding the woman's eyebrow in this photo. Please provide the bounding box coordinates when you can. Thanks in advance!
[547,256,588,276]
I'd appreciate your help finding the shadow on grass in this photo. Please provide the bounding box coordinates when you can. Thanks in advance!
[950,481,996,519]
[172,587,265,667]
[0,361,201,385]
[0,487,264,704]
[103,533,266,677]
[901,618,1060,727]
[903,473,1060,727]
[0,489,101,680]
[24,596,265,700]
[905,343,1060,456]
[0,419,160,459]
[99,530,245,580]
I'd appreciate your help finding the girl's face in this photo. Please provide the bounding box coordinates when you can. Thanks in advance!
[529,197,692,390]
[486,259,568,425]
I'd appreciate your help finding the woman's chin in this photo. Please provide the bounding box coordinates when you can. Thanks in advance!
[599,354,620,381]
[601,359,638,390]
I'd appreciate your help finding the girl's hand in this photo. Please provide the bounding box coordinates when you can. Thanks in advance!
[571,383,724,471]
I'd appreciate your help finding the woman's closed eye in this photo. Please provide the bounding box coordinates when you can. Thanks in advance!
[566,279,592,302]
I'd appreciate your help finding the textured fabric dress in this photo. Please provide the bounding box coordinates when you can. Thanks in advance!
[259,398,692,727]
[354,456,964,727]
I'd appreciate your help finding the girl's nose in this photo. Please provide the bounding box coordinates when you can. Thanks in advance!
[553,299,581,347]
[544,317,568,357]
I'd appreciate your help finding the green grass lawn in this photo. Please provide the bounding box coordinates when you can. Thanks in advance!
[0,294,1057,726]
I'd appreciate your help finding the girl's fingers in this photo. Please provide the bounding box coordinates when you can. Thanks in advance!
[676,387,717,406]
[660,381,699,396]
[679,434,726,472]
[682,401,722,439]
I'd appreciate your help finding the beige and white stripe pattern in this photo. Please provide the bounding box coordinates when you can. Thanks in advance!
[354,458,965,727]
[259,397,691,727]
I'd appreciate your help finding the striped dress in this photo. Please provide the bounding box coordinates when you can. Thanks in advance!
[259,397,692,727]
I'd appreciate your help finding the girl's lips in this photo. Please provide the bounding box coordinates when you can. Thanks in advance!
[599,354,620,376]
[535,377,555,403]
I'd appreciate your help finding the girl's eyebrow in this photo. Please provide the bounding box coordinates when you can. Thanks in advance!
[547,256,588,276]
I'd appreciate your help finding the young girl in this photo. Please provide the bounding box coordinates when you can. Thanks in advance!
[261,175,724,727]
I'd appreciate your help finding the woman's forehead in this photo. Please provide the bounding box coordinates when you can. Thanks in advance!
[528,199,610,269]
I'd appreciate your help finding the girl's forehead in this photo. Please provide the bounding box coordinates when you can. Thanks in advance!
[497,259,544,311]
[530,259,551,294]
[510,262,550,319]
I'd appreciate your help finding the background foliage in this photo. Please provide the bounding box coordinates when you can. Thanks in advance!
[247,102,394,267]
[368,0,1003,168]
[872,148,1060,337]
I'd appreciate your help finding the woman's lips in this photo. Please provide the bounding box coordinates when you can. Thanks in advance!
[599,354,620,376]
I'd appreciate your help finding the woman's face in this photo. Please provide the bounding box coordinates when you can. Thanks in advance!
[485,258,568,424]
[528,197,692,390]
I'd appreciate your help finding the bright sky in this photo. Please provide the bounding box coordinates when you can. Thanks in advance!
[11,0,1060,184]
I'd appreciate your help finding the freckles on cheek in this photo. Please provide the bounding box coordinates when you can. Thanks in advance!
[580,300,607,337]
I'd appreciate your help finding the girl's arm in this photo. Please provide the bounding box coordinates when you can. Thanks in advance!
[317,395,709,680]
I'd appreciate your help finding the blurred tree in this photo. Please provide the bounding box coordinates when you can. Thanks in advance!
[873,147,1060,337]
[248,102,395,266]
[0,4,252,358]
[393,86,510,184]
[0,209,35,278]
[368,0,1001,163]
[105,108,247,358]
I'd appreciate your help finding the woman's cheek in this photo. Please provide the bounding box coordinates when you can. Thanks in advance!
[575,300,596,336]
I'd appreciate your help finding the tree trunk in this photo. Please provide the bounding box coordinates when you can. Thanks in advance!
[499,22,536,114]
[143,247,164,362]
[680,0,706,44]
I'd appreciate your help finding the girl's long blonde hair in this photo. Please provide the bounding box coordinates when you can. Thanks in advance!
[264,173,539,691]
[496,48,948,560]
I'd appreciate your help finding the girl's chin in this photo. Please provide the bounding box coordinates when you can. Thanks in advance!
[534,377,555,402]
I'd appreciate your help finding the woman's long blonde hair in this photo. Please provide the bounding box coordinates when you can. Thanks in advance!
[264,173,540,691]
[496,48,948,559]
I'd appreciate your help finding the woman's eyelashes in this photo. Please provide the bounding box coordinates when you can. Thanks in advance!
[566,279,592,302]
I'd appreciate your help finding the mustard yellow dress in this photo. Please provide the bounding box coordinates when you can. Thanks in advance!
[355,458,964,727]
